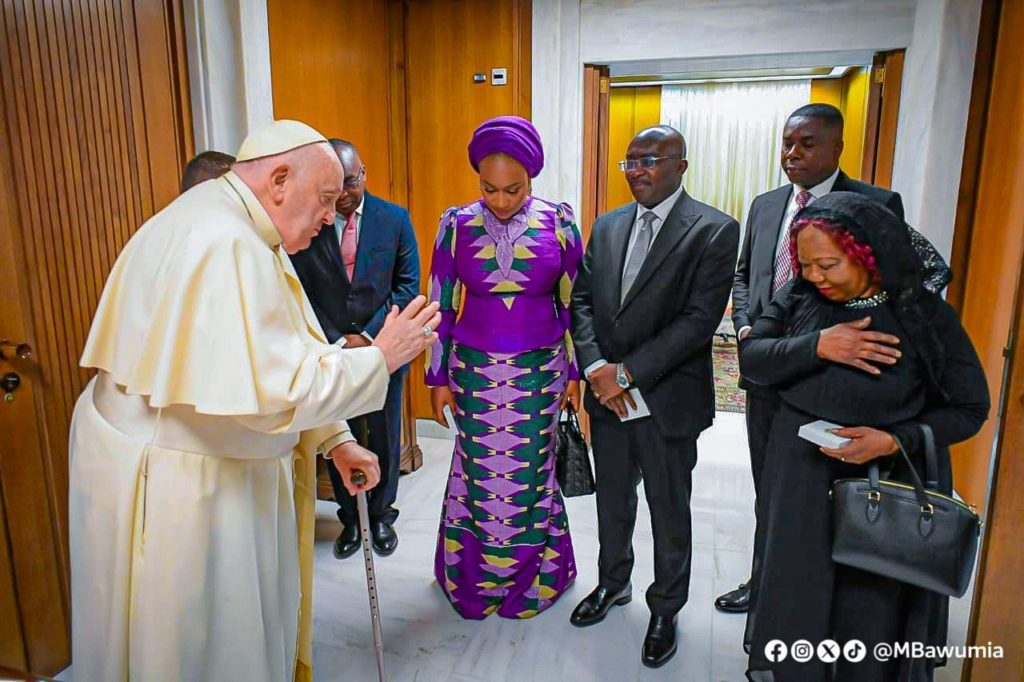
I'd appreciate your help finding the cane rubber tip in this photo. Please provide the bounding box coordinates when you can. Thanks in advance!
[351,469,367,486]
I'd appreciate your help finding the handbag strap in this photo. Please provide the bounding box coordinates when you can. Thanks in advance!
[869,433,933,511]
[920,423,938,490]
[565,404,582,432]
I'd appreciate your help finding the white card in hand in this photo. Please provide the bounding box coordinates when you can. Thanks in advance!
[619,388,651,422]
[798,420,852,449]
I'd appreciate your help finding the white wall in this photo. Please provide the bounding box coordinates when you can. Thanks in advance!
[183,0,274,156]
[892,0,983,258]
[533,0,982,258]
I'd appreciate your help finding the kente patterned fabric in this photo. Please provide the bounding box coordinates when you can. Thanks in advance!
[426,196,582,618]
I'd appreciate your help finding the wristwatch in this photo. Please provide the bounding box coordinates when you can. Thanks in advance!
[615,363,630,390]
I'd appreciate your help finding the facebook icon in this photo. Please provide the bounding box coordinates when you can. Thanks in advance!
[765,640,789,662]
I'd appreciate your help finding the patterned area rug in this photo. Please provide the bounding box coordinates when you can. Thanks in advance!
[713,317,745,414]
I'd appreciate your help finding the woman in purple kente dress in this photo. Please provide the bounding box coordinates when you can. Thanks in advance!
[425,116,582,619]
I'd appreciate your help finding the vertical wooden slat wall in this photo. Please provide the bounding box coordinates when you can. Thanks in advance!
[0,0,192,673]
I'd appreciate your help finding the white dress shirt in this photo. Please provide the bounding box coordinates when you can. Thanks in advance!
[771,166,839,264]
[335,195,365,248]
[333,196,374,345]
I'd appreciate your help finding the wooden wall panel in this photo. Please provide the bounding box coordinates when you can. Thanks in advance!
[949,0,1023,513]
[0,0,192,674]
[403,0,531,418]
[961,9,1024,675]
[268,0,395,202]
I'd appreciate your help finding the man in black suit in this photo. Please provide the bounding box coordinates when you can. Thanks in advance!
[290,139,420,559]
[570,126,739,668]
[715,103,952,614]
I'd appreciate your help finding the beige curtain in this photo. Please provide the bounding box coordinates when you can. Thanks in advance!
[661,81,811,244]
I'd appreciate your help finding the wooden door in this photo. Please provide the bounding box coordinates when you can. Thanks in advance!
[957,0,1024,675]
[0,0,193,675]
[860,49,905,188]
[268,0,424,475]
[580,64,610,243]
[403,0,532,419]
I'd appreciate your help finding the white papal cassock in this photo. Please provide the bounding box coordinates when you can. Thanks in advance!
[69,168,389,682]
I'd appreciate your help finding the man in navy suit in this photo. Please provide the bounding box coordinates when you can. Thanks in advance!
[290,139,420,558]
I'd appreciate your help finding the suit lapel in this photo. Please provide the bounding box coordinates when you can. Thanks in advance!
[318,219,347,281]
[754,186,792,310]
[618,192,700,313]
[831,171,852,193]
[607,204,636,308]
[761,185,792,264]
[352,197,378,284]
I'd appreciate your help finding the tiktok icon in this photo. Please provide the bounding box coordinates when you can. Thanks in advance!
[844,639,867,663]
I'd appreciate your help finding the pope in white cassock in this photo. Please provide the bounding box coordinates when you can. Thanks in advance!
[67,120,440,682]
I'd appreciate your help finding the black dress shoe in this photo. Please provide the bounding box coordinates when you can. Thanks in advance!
[333,524,360,560]
[569,583,632,627]
[371,521,398,557]
[714,581,752,613]
[642,614,678,668]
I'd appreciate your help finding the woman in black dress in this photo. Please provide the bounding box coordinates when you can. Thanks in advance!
[741,192,990,681]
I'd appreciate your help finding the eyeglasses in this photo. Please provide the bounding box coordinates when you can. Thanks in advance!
[343,166,366,190]
[618,155,684,172]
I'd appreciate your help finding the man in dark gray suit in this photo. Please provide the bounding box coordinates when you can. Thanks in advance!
[570,126,739,668]
[716,103,952,615]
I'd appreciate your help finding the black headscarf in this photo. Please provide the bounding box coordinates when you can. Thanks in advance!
[794,191,949,401]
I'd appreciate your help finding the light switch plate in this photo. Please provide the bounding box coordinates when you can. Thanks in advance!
[491,68,507,86]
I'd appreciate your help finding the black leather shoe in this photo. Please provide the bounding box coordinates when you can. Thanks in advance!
[333,524,360,560]
[569,583,632,627]
[642,614,678,668]
[371,521,398,557]
[714,581,752,613]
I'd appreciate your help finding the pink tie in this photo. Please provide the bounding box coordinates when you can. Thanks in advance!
[340,213,357,281]
[772,190,812,294]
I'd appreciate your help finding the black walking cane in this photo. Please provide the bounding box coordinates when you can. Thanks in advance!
[349,417,387,682]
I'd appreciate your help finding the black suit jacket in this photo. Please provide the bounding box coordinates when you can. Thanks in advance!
[571,190,740,439]
[732,171,904,335]
[290,192,420,372]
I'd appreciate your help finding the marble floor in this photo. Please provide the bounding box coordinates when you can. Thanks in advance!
[54,412,976,682]
[308,414,975,682]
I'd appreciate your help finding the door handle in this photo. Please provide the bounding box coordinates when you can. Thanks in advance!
[0,340,32,361]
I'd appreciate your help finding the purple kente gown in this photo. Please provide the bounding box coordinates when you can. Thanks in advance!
[425,196,582,619]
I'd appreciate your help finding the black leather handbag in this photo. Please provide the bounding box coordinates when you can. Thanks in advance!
[830,424,982,598]
[554,407,595,497]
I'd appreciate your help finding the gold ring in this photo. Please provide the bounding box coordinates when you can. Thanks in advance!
[840,457,846,462]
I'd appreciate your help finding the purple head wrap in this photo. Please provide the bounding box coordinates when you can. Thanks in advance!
[467,115,545,179]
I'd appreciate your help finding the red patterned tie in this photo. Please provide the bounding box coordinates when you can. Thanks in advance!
[340,212,357,281]
[772,190,812,294]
